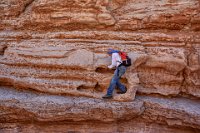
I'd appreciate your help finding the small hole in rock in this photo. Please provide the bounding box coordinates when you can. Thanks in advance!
[94,83,103,92]
[95,67,115,74]
[77,85,94,92]
[0,45,7,56]
[121,77,128,84]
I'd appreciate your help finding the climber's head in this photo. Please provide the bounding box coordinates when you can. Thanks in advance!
[107,48,119,56]
[107,48,113,56]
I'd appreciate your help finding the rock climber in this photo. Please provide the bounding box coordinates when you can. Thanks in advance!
[102,49,127,99]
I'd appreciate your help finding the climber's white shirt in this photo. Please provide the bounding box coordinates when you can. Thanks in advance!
[108,53,122,69]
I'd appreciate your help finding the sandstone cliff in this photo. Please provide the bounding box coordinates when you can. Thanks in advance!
[0,0,200,132]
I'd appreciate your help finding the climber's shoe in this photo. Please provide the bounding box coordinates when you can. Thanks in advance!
[117,87,127,94]
[102,94,113,99]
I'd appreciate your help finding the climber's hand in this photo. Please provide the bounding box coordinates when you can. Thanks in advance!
[108,65,113,69]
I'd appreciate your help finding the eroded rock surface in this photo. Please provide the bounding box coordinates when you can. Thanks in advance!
[0,87,200,132]
[0,0,200,132]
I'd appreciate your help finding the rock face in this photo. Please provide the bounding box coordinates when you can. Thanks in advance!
[0,0,200,132]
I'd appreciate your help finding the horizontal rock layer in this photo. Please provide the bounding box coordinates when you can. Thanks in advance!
[0,0,200,132]
[0,86,200,132]
[0,31,199,100]
[0,0,200,31]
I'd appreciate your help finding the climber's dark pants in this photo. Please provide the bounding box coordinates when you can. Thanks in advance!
[106,65,126,96]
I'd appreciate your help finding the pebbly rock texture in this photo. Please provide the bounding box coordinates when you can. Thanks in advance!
[0,87,200,132]
[0,0,200,132]
[0,87,144,123]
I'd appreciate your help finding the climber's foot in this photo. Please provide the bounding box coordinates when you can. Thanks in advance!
[102,94,113,99]
[117,87,127,94]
